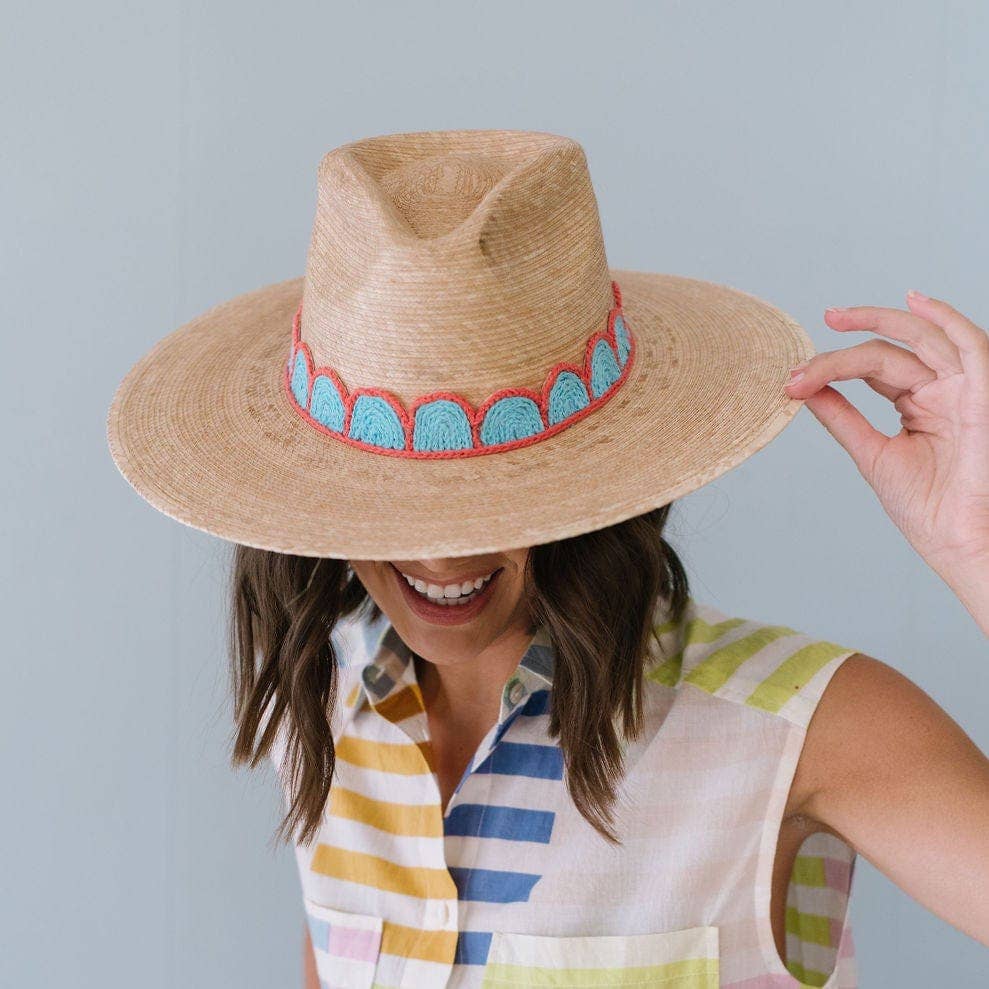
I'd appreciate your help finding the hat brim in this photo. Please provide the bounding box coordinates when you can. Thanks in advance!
[106,269,814,559]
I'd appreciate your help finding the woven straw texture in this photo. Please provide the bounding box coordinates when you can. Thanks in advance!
[106,130,814,559]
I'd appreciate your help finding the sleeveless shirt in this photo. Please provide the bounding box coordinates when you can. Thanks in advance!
[269,594,860,988]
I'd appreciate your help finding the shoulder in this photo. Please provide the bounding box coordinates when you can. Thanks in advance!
[790,651,983,821]
[647,595,859,732]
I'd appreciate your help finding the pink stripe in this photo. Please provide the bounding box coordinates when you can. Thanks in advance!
[327,925,380,963]
[823,854,852,891]
[829,918,844,947]
[722,975,798,988]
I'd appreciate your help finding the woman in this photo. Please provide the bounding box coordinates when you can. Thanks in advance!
[107,130,988,988]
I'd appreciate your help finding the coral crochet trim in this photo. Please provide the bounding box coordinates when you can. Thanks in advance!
[282,280,636,458]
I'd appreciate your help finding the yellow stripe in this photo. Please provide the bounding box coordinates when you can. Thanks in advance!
[329,786,443,837]
[377,683,425,723]
[481,957,718,987]
[310,844,457,900]
[791,854,826,887]
[785,905,832,946]
[345,683,361,707]
[381,918,458,964]
[335,734,434,775]
[745,640,850,714]
[683,624,795,694]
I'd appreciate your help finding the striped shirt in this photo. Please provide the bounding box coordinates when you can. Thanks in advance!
[271,594,860,988]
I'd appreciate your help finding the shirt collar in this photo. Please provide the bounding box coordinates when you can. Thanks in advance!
[344,607,555,729]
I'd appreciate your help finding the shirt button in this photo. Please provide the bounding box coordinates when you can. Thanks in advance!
[426,899,456,926]
[507,679,525,705]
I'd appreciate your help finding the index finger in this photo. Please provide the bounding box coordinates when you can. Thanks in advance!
[823,304,963,377]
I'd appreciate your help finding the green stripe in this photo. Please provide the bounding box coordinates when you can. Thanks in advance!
[683,624,795,695]
[745,640,850,714]
[785,905,832,946]
[791,854,826,887]
[481,957,719,987]
[653,617,679,637]
[785,958,831,987]
[647,649,683,687]
[647,611,747,689]
[681,615,748,646]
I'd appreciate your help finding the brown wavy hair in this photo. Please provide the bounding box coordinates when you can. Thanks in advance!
[228,504,689,848]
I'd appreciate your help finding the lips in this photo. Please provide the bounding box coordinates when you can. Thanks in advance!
[391,563,502,626]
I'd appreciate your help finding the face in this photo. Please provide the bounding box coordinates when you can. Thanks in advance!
[349,548,533,666]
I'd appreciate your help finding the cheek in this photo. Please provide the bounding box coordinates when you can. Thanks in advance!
[350,562,393,600]
[501,569,530,611]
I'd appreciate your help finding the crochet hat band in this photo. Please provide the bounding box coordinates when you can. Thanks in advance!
[284,280,635,458]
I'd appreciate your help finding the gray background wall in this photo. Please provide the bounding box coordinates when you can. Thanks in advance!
[3,1,987,986]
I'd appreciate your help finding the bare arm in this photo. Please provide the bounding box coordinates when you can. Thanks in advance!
[794,654,989,944]
[303,924,319,989]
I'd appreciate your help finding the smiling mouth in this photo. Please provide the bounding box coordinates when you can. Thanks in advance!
[391,564,499,607]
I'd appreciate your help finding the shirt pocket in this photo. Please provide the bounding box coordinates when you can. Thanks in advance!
[303,897,384,989]
[480,924,719,988]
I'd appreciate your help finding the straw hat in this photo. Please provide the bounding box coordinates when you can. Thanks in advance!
[106,129,814,560]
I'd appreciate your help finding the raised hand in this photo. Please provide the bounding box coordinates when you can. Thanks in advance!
[784,290,989,632]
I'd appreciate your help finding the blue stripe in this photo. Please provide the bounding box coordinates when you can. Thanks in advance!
[455,929,493,966]
[444,802,555,843]
[492,688,551,746]
[521,688,550,716]
[474,741,564,780]
[449,866,542,903]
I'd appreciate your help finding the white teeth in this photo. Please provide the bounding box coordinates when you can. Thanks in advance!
[438,589,479,606]
[399,567,496,602]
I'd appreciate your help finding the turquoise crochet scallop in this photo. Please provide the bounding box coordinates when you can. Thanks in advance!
[348,395,406,450]
[291,351,310,408]
[310,375,346,432]
[613,314,631,366]
[413,399,473,452]
[480,396,544,446]
[547,370,590,426]
[589,339,621,398]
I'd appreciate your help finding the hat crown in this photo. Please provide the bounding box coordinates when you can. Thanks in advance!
[300,129,613,405]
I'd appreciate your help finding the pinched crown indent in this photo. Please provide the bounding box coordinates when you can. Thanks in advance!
[283,280,635,458]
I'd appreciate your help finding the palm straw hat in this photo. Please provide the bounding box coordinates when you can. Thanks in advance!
[106,129,814,560]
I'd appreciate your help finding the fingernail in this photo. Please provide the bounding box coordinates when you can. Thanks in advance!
[786,371,805,384]
[907,289,929,301]
[789,361,809,375]
[825,306,846,314]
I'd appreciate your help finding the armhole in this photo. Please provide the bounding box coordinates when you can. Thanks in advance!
[754,721,859,989]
